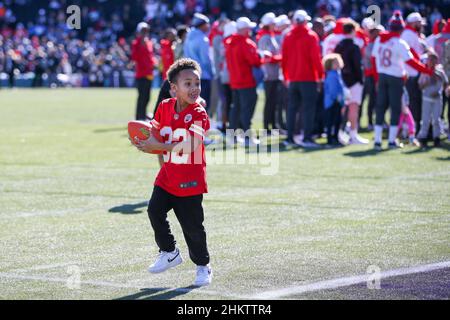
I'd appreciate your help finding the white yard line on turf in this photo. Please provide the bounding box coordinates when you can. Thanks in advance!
[8,262,78,273]
[10,208,90,218]
[0,272,243,299]
[3,261,449,299]
[249,260,450,299]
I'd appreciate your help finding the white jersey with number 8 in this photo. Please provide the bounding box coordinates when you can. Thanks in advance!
[372,36,413,78]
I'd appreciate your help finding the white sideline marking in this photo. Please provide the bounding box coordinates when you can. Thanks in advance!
[249,260,450,299]
[2,261,449,299]
[0,272,242,299]
[9,262,77,273]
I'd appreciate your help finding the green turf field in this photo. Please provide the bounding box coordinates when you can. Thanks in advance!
[0,88,449,300]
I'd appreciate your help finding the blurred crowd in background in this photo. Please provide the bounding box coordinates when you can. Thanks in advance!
[0,0,448,88]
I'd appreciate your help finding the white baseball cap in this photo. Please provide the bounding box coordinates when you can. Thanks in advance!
[361,17,375,30]
[136,22,149,32]
[293,10,311,23]
[236,17,257,30]
[260,12,276,26]
[373,24,385,32]
[192,12,210,27]
[223,21,237,38]
[406,12,423,24]
[324,21,336,33]
[275,14,291,27]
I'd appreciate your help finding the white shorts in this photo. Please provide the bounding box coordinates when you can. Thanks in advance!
[345,83,363,105]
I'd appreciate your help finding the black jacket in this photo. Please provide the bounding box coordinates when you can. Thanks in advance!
[334,38,363,87]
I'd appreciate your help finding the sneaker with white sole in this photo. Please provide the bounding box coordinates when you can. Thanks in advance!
[148,248,183,274]
[194,264,212,287]
[349,135,369,145]
[300,139,320,149]
[282,139,300,148]
[338,130,350,145]
[388,140,404,149]
[243,137,260,148]
[293,134,303,145]
[374,142,382,151]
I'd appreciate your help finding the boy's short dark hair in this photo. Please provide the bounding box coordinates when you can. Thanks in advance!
[167,58,202,84]
[343,22,356,34]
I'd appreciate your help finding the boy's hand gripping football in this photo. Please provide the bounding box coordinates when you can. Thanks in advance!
[133,135,164,153]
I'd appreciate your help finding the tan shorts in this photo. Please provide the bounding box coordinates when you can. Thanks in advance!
[345,83,363,105]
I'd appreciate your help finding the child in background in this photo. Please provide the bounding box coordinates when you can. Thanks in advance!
[417,52,449,147]
[397,88,420,146]
[323,53,346,146]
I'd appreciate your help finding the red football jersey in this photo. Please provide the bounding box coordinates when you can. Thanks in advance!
[150,98,210,197]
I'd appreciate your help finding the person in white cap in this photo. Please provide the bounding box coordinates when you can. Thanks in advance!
[225,16,266,147]
[361,22,385,131]
[131,21,157,120]
[220,21,238,132]
[257,12,282,132]
[184,13,213,111]
[274,14,291,46]
[274,14,291,131]
[372,11,433,150]
[402,12,430,132]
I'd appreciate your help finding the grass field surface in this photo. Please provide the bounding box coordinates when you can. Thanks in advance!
[0,88,449,300]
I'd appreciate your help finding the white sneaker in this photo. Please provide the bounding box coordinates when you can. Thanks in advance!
[244,137,260,147]
[203,137,214,146]
[349,134,369,145]
[236,135,245,145]
[283,139,299,148]
[300,140,320,148]
[148,248,183,274]
[338,130,350,145]
[194,264,212,287]
[293,134,303,145]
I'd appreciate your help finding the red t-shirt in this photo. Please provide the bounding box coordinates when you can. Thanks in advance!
[151,98,210,197]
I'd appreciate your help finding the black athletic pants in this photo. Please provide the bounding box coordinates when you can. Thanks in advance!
[287,82,318,142]
[361,75,376,126]
[263,80,280,130]
[136,77,152,120]
[230,87,258,132]
[153,79,171,115]
[147,186,210,266]
[375,73,403,126]
[406,75,422,132]
[325,101,342,143]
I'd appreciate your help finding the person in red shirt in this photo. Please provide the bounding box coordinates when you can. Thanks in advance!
[160,28,176,81]
[225,17,266,146]
[131,22,157,120]
[282,10,324,148]
[132,58,212,287]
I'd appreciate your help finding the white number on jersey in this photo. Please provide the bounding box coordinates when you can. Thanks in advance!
[159,126,189,164]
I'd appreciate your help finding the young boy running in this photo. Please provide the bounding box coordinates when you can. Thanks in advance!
[133,58,212,287]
